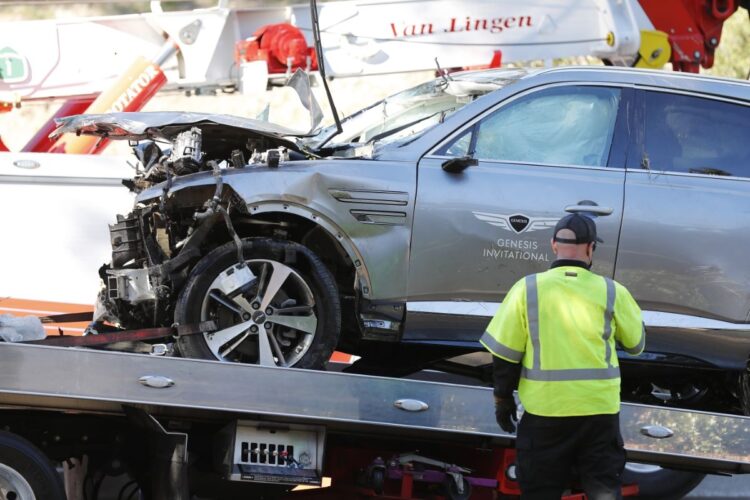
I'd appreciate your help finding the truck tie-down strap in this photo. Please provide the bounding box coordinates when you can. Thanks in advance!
[28,321,217,347]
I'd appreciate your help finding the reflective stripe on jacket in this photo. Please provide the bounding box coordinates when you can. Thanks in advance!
[480,266,644,417]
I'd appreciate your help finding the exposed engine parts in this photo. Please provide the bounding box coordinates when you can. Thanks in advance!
[93,140,253,331]
[169,127,204,175]
[250,147,289,168]
[123,123,300,192]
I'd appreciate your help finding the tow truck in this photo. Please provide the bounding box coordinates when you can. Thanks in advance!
[0,333,749,499]
[2,2,750,499]
[1,0,746,154]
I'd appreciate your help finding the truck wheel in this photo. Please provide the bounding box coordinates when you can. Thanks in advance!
[444,476,472,500]
[175,238,341,369]
[622,463,704,499]
[0,431,66,500]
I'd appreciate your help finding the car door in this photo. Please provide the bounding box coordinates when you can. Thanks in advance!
[615,89,750,329]
[405,84,629,342]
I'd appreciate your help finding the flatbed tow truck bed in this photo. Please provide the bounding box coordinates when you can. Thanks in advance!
[0,342,748,499]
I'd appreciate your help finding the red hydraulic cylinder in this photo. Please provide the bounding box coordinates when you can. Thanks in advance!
[639,0,738,72]
[48,39,178,154]
[235,23,317,74]
[21,97,95,153]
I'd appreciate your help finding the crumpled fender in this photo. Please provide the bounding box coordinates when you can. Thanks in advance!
[138,159,417,302]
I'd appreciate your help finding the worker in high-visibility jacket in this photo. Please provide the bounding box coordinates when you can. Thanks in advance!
[481,213,644,500]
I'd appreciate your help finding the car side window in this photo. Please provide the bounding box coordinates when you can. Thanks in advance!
[641,91,749,177]
[475,86,621,166]
[436,86,622,165]
[435,127,473,156]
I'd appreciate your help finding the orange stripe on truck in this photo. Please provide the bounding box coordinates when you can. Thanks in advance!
[0,297,354,363]
[0,297,93,335]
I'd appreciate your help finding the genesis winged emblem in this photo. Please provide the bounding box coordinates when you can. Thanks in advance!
[472,211,559,234]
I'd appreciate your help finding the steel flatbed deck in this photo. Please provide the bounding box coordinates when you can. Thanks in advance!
[0,342,748,478]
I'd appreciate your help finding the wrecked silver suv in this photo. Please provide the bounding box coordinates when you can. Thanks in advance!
[54,67,750,414]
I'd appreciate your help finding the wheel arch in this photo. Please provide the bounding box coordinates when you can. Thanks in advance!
[230,202,371,299]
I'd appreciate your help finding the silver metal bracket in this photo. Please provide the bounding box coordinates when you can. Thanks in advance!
[139,375,175,388]
[394,399,429,412]
[640,424,674,439]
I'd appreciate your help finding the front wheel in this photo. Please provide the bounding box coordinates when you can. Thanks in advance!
[175,238,341,369]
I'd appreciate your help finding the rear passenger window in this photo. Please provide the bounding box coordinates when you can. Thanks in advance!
[642,91,750,177]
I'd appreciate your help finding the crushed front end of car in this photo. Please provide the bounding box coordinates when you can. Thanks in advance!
[52,112,313,331]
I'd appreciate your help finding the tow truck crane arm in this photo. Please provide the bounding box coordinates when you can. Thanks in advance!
[0,0,747,154]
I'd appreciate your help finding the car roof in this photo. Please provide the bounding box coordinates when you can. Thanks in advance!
[381,65,750,162]
[524,65,750,102]
[450,65,750,101]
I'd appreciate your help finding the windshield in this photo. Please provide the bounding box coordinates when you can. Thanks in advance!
[308,68,527,153]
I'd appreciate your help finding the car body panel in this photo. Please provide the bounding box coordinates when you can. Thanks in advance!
[617,170,750,323]
[53,111,307,143]
[139,159,418,302]
[408,159,625,299]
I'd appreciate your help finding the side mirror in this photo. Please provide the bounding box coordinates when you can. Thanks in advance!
[441,156,478,173]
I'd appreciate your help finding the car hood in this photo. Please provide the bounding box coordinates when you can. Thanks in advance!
[51,111,308,151]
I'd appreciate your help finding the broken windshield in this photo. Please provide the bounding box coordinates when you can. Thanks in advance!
[307,68,527,152]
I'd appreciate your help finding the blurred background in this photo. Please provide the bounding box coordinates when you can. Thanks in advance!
[1,0,749,155]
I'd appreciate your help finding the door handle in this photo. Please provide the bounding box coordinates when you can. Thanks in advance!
[564,204,614,216]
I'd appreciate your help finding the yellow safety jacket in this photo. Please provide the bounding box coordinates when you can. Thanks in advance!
[481,265,644,417]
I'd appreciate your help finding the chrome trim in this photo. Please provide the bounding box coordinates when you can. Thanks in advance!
[537,66,750,90]
[407,301,501,317]
[349,209,407,225]
[329,188,409,206]
[0,175,125,186]
[567,204,614,215]
[424,155,620,172]
[394,399,429,412]
[641,311,750,331]
[634,85,750,108]
[139,375,175,388]
[625,166,750,183]
[406,302,750,331]
[640,425,674,439]
[12,159,40,169]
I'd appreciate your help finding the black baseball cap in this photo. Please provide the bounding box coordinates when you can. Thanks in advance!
[553,213,603,244]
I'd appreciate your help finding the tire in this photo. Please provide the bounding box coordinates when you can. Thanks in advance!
[369,468,385,495]
[175,238,341,369]
[622,464,705,499]
[0,430,66,500]
[444,476,472,500]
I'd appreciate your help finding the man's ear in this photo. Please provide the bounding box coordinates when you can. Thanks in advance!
[551,239,557,253]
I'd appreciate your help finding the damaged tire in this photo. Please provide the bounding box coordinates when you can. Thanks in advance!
[175,238,341,369]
